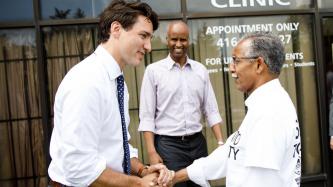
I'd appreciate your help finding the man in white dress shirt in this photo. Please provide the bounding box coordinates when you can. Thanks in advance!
[48,1,174,187]
[138,21,224,187]
[172,32,302,187]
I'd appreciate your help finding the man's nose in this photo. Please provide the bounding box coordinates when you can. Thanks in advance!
[175,40,182,47]
[144,40,152,52]
[229,63,236,72]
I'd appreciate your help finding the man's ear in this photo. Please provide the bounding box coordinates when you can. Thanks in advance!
[256,56,266,74]
[110,21,122,38]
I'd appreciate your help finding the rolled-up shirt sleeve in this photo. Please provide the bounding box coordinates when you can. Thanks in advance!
[129,144,138,158]
[59,82,107,186]
[138,67,156,132]
[203,71,222,127]
[187,140,229,186]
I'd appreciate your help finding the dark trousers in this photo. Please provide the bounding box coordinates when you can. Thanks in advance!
[155,132,208,187]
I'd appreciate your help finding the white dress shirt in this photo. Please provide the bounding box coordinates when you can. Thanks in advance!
[48,45,138,186]
[138,54,222,136]
[187,79,301,187]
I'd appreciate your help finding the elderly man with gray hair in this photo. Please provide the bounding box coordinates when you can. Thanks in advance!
[172,32,301,187]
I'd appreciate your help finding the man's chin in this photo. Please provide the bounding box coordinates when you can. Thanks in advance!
[172,50,185,56]
[130,59,142,67]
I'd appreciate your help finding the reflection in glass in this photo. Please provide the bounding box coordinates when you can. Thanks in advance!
[187,15,320,177]
[186,0,313,14]
[141,0,181,15]
[0,0,33,22]
[41,0,136,20]
[318,0,333,8]
[41,0,90,20]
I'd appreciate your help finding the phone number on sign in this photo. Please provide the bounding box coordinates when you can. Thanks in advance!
[216,34,291,47]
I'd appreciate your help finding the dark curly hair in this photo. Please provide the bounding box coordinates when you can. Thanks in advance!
[98,0,159,43]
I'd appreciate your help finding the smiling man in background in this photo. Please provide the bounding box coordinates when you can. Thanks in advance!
[139,20,224,187]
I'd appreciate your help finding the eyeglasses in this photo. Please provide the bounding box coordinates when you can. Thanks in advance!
[231,56,259,65]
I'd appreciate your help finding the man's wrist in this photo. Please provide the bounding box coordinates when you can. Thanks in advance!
[137,165,149,177]
[218,140,224,145]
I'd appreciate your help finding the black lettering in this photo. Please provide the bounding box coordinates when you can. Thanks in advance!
[295,126,300,140]
[293,142,301,157]
[228,146,240,160]
[231,131,241,145]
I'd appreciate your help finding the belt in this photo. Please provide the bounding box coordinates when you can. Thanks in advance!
[158,132,202,141]
[49,180,69,187]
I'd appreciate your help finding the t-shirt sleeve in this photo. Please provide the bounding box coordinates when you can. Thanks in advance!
[187,137,231,186]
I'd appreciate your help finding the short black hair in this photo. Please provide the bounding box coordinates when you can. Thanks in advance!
[98,0,159,43]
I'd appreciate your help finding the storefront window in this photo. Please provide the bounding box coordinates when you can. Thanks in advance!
[141,0,181,15]
[185,15,320,177]
[0,29,39,120]
[0,0,33,21]
[43,25,97,114]
[0,29,47,186]
[147,21,171,64]
[187,0,313,14]
[41,0,136,20]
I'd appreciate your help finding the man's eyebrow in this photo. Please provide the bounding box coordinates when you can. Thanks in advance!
[142,31,153,38]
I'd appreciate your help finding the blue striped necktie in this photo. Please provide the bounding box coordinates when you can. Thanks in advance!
[116,75,131,175]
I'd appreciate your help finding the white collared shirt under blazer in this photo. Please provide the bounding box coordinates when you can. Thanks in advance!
[138,54,222,136]
[48,45,138,186]
[187,79,301,187]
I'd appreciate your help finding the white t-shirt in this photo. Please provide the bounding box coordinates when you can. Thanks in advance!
[187,79,301,187]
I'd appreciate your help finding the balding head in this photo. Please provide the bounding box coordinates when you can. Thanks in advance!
[167,21,189,37]
[166,21,190,65]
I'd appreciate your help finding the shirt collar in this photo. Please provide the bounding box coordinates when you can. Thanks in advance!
[245,78,281,108]
[166,54,193,70]
[94,45,122,80]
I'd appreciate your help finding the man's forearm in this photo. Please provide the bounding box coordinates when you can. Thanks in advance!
[173,168,189,184]
[144,131,164,164]
[90,167,142,187]
[211,123,223,142]
[143,131,157,154]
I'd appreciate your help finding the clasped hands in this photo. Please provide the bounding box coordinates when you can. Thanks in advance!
[140,163,175,187]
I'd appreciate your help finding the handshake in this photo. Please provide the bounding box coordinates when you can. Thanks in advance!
[138,163,176,187]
